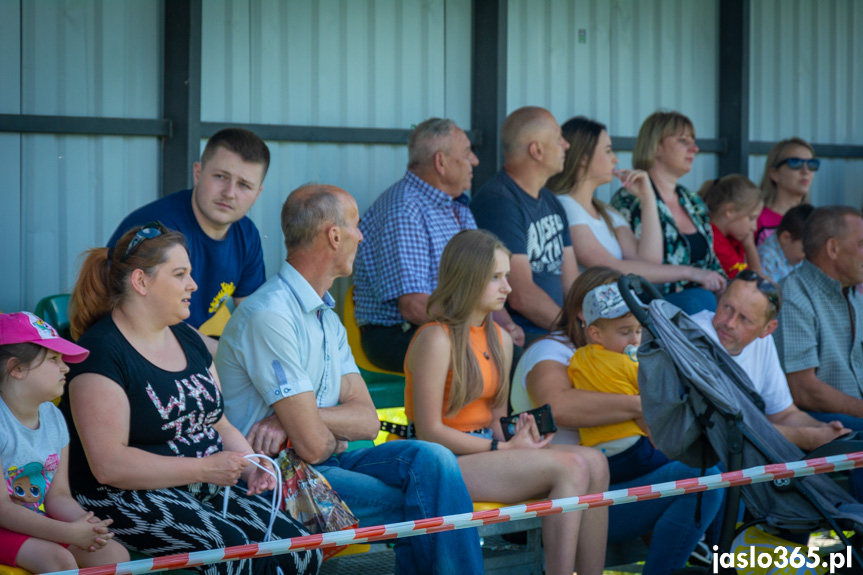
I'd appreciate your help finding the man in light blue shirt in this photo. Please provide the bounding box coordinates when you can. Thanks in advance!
[216,184,483,574]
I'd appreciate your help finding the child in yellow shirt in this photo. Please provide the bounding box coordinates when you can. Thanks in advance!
[568,284,670,483]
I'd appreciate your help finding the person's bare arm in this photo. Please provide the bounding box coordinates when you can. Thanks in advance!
[741,233,763,274]
[786,369,863,418]
[318,372,381,441]
[398,293,431,326]
[492,308,525,347]
[560,246,579,296]
[615,169,663,264]
[525,359,642,429]
[767,405,850,450]
[507,255,562,331]
[191,326,219,356]
[70,374,249,490]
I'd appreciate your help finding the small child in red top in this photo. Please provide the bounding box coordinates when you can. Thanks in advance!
[699,175,763,278]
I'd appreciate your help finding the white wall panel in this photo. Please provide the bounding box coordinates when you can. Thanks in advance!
[17,136,160,312]
[202,0,471,128]
[0,135,22,313]
[20,0,162,118]
[507,0,718,139]
[750,0,863,145]
[0,0,21,114]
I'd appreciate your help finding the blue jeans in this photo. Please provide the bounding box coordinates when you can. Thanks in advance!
[806,411,863,501]
[317,440,483,575]
[608,461,723,575]
[665,287,717,315]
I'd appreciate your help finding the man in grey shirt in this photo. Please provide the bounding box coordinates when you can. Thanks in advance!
[774,206,863,427]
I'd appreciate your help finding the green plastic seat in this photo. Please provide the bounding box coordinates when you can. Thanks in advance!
[34,294,72,339]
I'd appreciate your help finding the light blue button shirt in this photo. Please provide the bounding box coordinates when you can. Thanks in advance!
[216,261,360,437]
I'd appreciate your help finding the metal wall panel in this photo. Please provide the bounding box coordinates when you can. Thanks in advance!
[201,0,472,287]
[0,0,21,114]
[506,0,719,139]
[3,0,164,312]
[750,0,863,146]
[202,0,472,128]
[20,0,162,118]
[16,135,160,312]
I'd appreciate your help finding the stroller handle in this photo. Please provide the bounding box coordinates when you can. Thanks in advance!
[618,275,663,336]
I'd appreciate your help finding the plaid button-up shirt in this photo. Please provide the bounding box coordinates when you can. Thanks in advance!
[353,171,476,326]
[775,260,863,398]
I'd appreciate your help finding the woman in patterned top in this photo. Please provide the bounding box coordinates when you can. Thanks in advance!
[547,116,726,293]
[611,110,726,314]
[62,223,320,575]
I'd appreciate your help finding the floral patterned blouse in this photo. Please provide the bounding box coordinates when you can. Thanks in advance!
[610,181,726,294]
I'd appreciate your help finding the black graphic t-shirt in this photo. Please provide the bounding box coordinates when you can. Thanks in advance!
[62,315,223,494]
[471,169,572,333]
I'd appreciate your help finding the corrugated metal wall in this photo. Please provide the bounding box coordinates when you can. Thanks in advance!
[506,0,720,201]
[201,0,473,281]
[749,0,863,207]
[1,0,162,313]
[3,0,861,314]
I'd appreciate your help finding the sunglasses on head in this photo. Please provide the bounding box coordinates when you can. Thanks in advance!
[775,157,820,172]
[736,269,781,313]
[121,221,168,262]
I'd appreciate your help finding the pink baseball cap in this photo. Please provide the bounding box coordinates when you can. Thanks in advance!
[0,312,89,363]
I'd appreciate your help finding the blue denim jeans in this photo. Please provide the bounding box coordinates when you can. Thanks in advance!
[608,461,723,575]
[665,287,718,315]
[317,440,483,575]
[806,411,863,501]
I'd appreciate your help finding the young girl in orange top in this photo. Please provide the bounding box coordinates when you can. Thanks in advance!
[699,174,764,278]
[404,229,609,575]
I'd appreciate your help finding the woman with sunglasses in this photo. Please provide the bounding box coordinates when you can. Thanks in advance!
[62,223,321,575]
[610,111,726,315]
[756,138,819,245]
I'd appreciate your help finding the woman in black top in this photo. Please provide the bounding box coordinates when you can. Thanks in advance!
[64,222,320,575]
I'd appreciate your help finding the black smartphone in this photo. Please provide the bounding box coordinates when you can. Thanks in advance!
[500,404,557,441]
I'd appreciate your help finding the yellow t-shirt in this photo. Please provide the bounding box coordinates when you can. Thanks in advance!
[567,344,644,447]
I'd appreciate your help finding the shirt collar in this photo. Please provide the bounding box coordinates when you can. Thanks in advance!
[404,170,470,207]
[277,261,336,314]
[800,259,845,295]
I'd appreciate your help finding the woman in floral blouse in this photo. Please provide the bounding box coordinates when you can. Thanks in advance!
[611,111,726,314]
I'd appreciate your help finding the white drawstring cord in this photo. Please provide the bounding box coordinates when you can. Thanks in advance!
[221,454,285,575]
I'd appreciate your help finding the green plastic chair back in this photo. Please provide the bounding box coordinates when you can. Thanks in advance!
[34,294,72,340]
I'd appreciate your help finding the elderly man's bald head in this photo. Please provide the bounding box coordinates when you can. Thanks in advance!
[501,106,558,158]
[281,184,351,252]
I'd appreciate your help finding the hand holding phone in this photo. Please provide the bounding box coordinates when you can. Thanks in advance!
[500,404,557,441]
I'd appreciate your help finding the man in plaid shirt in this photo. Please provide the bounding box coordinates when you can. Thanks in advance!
[353,118,523,372]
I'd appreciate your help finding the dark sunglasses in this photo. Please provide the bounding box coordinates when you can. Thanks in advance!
[121,221,167,262]
[736,269,781,314]
[775,157,820,172]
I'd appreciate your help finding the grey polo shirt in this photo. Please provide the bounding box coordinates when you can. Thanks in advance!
[774,260,863,398]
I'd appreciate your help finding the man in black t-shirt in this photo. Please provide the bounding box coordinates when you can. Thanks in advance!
[471,106,578,338]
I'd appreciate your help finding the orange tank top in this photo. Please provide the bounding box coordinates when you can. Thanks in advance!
[404,322,502,432]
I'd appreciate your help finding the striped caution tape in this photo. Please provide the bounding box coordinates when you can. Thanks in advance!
[47,451,863,575]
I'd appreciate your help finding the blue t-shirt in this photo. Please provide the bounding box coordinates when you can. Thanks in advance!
[471,170,572,333]
[108,189,266,329]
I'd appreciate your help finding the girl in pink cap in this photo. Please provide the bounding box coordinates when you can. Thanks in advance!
[0,312,129,572]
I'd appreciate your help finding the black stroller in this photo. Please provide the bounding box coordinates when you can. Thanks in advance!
[618,275,863,574]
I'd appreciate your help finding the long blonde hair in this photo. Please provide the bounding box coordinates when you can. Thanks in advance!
[427,230,510,415]
[760,138,815,207]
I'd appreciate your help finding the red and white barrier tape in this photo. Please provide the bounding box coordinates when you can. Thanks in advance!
[46,451,863,575]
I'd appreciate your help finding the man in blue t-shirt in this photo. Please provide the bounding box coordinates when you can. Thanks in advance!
[471,106,578,337]
[108,128,269,350]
